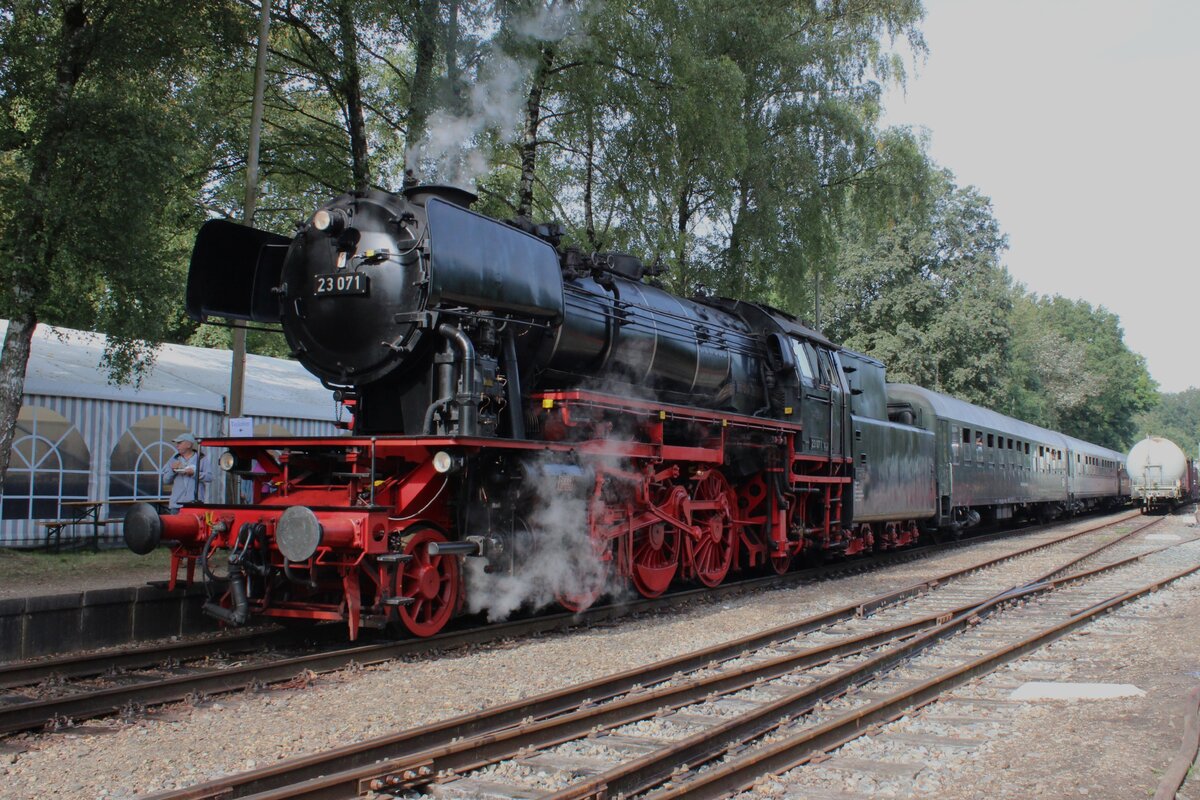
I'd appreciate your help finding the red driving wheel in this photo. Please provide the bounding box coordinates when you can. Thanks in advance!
[629,483,683,598]
[557,582,603,613]
[687,471,737,587]
[395,526,461,637]
[770,502,801,574]
[555,524,610,613]
[769,550,794,575]
[631,521,681,597]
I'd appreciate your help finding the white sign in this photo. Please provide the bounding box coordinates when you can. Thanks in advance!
[229,417,254,438]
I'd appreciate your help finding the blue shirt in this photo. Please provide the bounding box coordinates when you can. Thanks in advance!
[160,451,212,511]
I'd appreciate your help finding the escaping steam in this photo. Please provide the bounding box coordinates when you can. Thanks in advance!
[464,468,630,622]
[405,1,586,189]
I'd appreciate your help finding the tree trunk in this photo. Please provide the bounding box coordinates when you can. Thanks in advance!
[517,43,555,219]
[404,0,439,156]
[336,0,370,192]
[727,178,750,296]
[0,313,36,485]
[584,120,598,250]
[0,3,90,486]
[442,0,464,113]
[675,186,691,293]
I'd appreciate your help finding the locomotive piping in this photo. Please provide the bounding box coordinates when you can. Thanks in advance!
[502,330,526,439]
[437,323,478,437]
[202,567,250,626]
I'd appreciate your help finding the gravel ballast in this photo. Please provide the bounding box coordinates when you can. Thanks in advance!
[4,512,1199,799]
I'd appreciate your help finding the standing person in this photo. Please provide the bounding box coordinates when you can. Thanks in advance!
[160,433,211,513]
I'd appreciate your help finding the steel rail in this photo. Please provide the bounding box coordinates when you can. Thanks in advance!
[1154,685,1200,800]
[512,528,1200,799]
[0,627,340,691]
[144,511,1150,800]
[641,563,1200,798]
[2,511,1134,738]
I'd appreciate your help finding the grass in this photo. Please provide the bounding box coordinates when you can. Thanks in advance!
[0,545,173,585]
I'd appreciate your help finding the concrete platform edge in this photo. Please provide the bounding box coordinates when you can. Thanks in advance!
[0,583,218,661]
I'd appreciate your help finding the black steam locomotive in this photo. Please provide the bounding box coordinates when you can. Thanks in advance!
[123,185,1128,638]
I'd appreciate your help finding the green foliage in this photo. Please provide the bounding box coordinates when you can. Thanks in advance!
[824,168,1013,406]
[0,0,245,379]
[521,0,926,304]
[1003,295,1156,450]
[1135,389,1200,456]
[187,322,292,359]
[0,0,1161,467]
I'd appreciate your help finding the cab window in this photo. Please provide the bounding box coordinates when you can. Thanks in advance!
[790,339,816,384]
[817,350,840,389]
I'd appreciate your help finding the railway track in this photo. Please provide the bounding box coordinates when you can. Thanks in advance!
[127,510,1175,799]
[0,511,1095,737]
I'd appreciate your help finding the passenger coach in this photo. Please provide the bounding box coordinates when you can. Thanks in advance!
[884,384,1126,533]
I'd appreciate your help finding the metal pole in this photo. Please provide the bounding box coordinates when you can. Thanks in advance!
[227,0,271,500]
[814,270,821,330]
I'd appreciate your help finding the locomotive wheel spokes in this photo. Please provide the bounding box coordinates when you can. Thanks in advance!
[687,470,736,587]
[556,534,611,613]
[768,500,803,575]
[631,522,680,597]
[629,484,683,598]
[395,527,460,637]
[556,578,604,613]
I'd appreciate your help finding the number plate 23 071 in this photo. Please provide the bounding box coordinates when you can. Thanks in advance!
[313,272,369,297]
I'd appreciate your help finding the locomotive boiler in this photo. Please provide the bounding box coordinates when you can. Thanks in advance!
[122,184,1126,639]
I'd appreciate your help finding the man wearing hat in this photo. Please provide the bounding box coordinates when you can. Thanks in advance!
[160,433,212,513]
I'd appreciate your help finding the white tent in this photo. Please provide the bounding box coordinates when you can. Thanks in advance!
[0,321,343,546]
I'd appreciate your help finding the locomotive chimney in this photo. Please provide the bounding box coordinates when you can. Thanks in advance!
[402,184,478,209]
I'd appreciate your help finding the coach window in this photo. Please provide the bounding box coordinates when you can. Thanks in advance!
[1,406,90,520]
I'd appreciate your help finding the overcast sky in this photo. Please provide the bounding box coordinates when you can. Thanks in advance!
[880,0,1199,393]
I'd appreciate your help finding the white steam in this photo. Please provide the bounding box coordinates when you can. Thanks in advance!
[406,1,586,189]
[464,470,633,622]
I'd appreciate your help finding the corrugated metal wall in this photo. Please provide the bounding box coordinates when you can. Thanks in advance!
[0,395,341,547]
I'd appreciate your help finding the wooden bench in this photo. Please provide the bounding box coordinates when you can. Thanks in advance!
[39,517,122,552]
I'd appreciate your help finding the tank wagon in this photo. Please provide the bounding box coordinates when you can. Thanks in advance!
[1127,436,1198,512]
[122,185,1129,638]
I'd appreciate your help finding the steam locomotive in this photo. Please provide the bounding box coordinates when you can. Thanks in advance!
[123,185,1129,638]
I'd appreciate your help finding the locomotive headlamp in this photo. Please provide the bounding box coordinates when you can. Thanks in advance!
[275,506,323,562]
[218,450,254,474]
[432,450,462,474]
[311,208,348,235]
